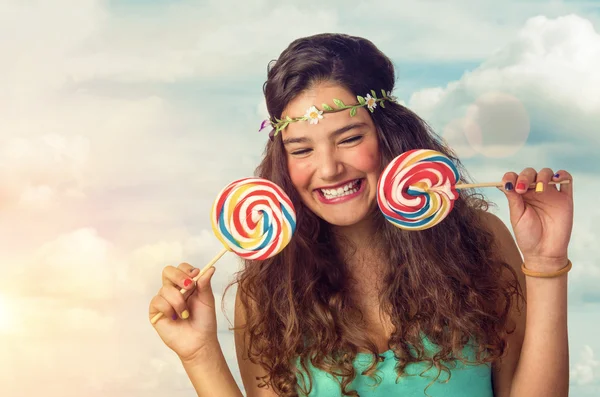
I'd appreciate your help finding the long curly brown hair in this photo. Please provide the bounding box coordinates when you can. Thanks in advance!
[224,33,523,396]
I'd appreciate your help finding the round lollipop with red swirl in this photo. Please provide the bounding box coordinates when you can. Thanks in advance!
[377,149,461,231]
[377,149,573,231]
[211,177,296,260]
[150,177,296,324]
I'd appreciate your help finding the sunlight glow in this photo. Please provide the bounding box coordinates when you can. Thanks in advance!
[0,294,15,333]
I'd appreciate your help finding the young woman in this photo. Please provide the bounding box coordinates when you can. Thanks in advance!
[149,33,573,397]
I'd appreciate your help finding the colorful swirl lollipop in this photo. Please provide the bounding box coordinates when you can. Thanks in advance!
[151,177,295,324]
[377,149,460,231]
[211,177,296,260]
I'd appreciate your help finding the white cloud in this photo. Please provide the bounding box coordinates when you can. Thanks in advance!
[341,0,600,61]
[406,14,600,160]
[438,91,531,159]
[571,345,600,385]
[0,0,106,131]
[65,2,340,83]
[475,14,600,112]
[6,297,116,338]
[126,229,241,294]
[0,225,241,397]
[0,134,90,211]
[27,228,119,300]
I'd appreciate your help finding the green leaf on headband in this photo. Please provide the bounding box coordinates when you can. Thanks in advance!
[381,89,387,97]
[350,107,357,117]
[357,96,366,105]
[333,98,345,108]
[371,90,377,97]
[286,116,292,121]
[380,101,386,108]
[322,103,334,111]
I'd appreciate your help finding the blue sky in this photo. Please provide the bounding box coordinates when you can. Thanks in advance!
[0,0,599,396]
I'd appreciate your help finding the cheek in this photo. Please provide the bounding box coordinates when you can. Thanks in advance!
[352,141,381,173]
[287,159,313,190]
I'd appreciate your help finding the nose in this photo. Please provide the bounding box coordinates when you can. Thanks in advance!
[316,148,344,182]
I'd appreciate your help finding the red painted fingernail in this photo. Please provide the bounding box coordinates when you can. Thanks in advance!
[184,279,192,287]
[516,182,526,190]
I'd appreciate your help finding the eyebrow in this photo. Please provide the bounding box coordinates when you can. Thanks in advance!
[282,122,368,146]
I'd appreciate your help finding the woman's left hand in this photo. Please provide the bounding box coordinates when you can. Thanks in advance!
[500,167,574,271]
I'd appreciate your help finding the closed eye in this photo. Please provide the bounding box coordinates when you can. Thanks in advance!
[291,148,312,156]
[340,135,363,144]
[289,136,363,156]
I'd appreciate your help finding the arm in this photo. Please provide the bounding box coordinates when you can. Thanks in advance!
[509,263,568,397]
[149,263,245,397]
[178,286,281,397]
[485,211,569,397]
[180,340,245,397]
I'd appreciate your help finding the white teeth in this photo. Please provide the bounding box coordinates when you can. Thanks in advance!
[320,179,361,199]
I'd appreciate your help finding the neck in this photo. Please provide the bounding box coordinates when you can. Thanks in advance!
[330,213,385,268]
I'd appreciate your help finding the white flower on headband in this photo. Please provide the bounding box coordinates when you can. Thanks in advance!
[365,94,377,111]
[304,106,324,124]
[266,89,395,138]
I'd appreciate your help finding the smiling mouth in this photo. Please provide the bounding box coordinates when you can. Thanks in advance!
[317,179,363,200]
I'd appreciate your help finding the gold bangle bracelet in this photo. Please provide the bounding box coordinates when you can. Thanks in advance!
[521,260,572,278]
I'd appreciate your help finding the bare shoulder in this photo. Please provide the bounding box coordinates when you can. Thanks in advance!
[234,287,279,397]
[476,209,527,397]
[476,210,524,267]
[475,209,526,303]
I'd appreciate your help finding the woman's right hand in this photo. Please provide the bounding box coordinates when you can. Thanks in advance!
[149,262,218,362]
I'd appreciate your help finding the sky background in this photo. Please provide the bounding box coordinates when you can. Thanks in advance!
[0,0,599,396]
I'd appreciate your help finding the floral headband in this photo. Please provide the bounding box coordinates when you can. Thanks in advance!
[259,89,398,140]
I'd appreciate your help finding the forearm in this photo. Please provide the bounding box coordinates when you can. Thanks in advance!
[510,269,569,397]
[181,339,244,397]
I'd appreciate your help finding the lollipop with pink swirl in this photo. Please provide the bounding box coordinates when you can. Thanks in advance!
[377,149,460,231]
[377,149,571,231]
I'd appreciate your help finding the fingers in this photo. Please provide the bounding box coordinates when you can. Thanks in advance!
[502,167,559,194]
[162,263,200,291]
[195,266,216,294]
[177,262,197,274]
[149,294,178,322]
[513,167,538,194]
[148,282,194,324]
[499,167,554,225]
[553,169,573,197]
[532,167,556,193]
[499,166,573,224]
[159,284,192,319]
[500,171,525,221]
[150,263,201,324]
[501,171,519,191]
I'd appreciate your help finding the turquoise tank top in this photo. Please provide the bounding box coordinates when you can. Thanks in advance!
[295,337,492,397]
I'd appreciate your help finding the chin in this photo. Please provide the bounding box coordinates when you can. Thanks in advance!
[299,191,378,227]
[322,217,363,227]
[314,208,374,227]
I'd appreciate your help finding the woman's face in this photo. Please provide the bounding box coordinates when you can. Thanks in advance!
[280,82,382,227]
